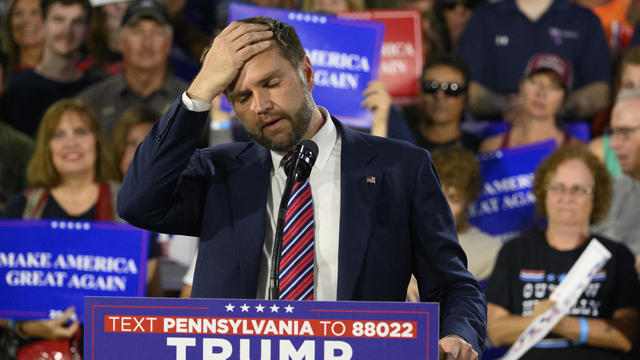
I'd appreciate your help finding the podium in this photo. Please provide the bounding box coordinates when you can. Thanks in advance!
[85,297,438,359]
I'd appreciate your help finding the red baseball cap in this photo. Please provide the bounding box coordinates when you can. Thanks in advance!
[523,53,572,90]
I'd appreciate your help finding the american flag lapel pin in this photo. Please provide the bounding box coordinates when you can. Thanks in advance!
[365,175,376,184]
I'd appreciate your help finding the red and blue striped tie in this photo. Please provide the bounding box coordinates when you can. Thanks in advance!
[279,179,314,300]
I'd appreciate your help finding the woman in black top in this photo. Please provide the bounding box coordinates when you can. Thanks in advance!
[486,144,640,359]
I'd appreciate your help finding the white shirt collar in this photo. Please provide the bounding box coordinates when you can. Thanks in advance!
[270,106,337,171]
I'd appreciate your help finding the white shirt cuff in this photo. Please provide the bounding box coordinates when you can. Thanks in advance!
[182,92,212,112]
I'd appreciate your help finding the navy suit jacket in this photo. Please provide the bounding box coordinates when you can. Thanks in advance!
[118,99,486,353]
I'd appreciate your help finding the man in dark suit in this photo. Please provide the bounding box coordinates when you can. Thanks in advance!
[118,17,485,360]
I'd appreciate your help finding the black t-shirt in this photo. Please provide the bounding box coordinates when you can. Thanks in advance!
[1,69,104,137]
[486,232,640,360]
[3,192,95,220]
[413,131,481,153]
[403,106,481,153]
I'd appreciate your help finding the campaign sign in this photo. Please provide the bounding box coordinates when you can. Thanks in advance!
[468,141,557,240]
[0,220,148,321]
[228,3,385,129]
[85,297,438,359]
[340,10,423,105]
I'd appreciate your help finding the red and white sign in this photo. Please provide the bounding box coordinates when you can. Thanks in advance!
[340,10,423,105]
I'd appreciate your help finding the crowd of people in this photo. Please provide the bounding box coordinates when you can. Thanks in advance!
[0,0,640,359]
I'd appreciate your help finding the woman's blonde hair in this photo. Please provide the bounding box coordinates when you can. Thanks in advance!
[26,98,114,188]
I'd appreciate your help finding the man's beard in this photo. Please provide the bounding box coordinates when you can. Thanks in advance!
[247,91,315,152]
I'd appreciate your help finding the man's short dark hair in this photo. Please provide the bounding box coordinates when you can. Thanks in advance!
[202,17,306,69]
[423,55,471,86]
[42,0,91,20]
[239,17,306,68]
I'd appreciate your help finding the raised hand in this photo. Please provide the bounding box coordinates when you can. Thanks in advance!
[187,21,274,103]
[362,80,392,137]
[19,306,80,340]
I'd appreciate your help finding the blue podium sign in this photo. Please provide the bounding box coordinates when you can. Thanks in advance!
[227,3,385,129]
[85,297,438,359]
[0,220,148,321]
[469,141,557,240]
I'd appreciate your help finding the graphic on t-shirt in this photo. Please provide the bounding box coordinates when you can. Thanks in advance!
[519,268,607,317]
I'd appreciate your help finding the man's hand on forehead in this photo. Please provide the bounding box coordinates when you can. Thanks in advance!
[186,21,274,104]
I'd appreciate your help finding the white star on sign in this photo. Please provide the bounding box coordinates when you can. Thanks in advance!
[270,304,279,313]
[284,305,294,313]
[240,304,250,312]
[255,304,265,312]
[225,303,235,312]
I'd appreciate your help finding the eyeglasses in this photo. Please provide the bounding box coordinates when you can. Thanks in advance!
[605,125,640,140]
[545,183,593,196]
[422,80,467,97]
[442,0,475,10]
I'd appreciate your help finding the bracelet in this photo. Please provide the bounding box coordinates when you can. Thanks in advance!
[578,317,589,345]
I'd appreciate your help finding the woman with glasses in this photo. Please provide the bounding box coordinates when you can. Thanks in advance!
[479,53,581,153]
[485,144,640,359]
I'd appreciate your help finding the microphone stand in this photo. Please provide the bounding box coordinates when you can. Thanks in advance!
[268,156,303,300]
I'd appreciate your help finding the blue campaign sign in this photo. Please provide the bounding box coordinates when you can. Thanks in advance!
[227,3,385,129]
[468,141,557,240]
[0,220,148,321]
[86,297,438,360]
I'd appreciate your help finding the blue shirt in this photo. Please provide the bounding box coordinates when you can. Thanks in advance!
[457,0,611,95]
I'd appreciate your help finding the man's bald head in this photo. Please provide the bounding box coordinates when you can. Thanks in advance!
[611,89,640,179]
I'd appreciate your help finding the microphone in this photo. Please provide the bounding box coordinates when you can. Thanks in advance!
[269,140,319,299]
[284,140,319,182]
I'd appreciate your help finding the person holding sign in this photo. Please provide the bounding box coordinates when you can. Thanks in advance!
[118,16,486,359]
[0,98,115,357]
[479,53,582,153]
[486,144,640,359]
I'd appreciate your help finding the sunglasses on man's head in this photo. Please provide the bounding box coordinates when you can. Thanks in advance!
[422,80,467,97]
[441,0,475,10]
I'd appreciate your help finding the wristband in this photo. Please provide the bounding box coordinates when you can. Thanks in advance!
[8,318,15,330]
[578,317,589,345]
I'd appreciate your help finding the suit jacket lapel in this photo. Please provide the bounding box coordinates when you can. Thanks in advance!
[227,142,271,298]
[335,121,383,300]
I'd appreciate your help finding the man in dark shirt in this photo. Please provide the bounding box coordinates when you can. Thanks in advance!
[78,0,187,137]
[1,0,102,138]
[457,0,611,121]
[404,55,481,152]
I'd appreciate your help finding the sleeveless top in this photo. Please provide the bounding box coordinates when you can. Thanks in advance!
[500,130,573,149]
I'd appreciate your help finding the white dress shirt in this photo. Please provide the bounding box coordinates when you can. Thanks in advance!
[181,93,342,300]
